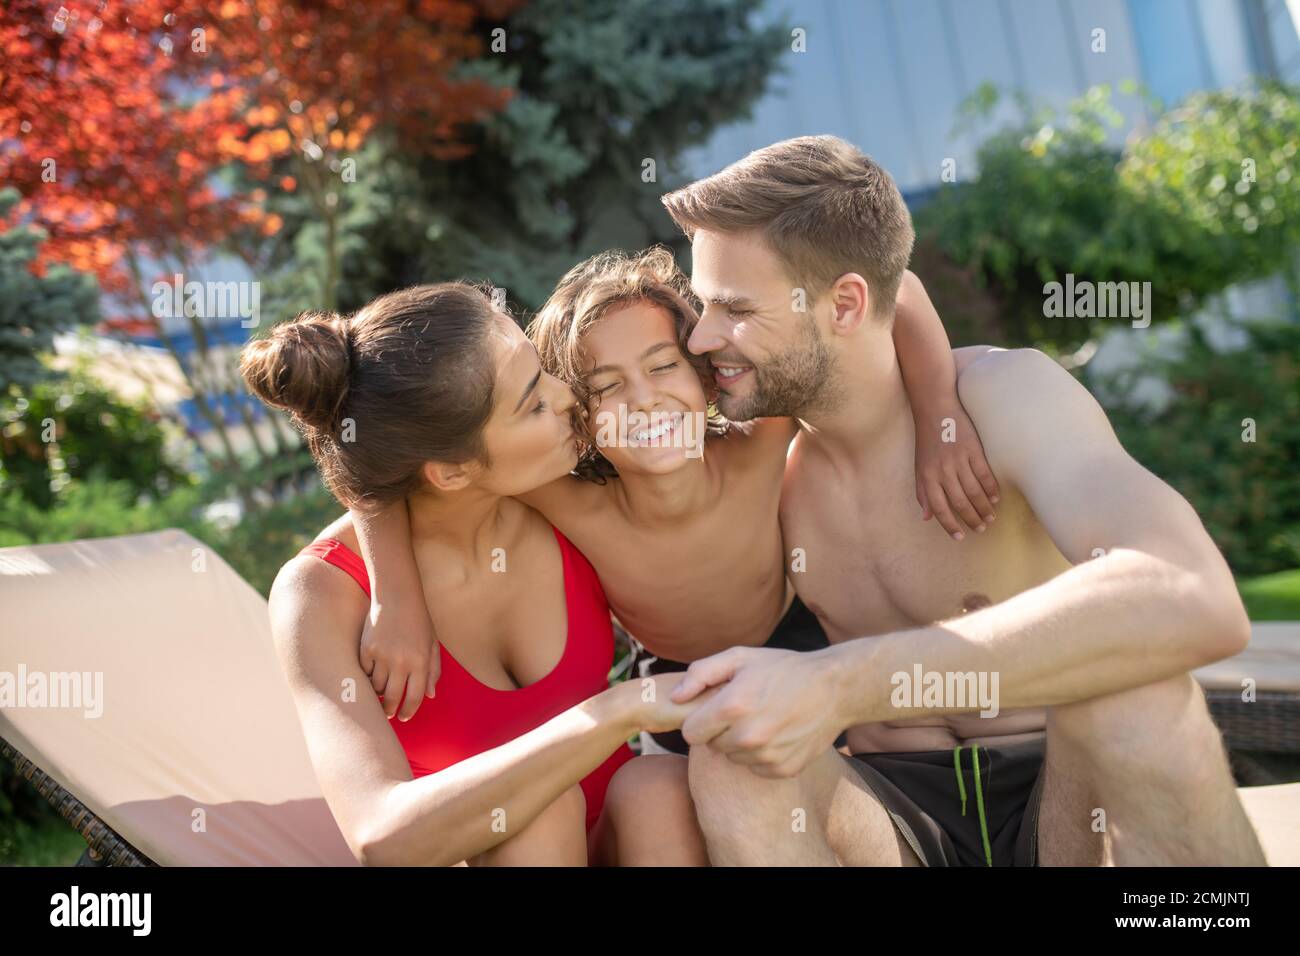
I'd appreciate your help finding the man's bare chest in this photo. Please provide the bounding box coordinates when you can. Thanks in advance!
[781,474,1060,641]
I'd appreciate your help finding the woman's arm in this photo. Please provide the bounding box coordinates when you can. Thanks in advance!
[268,556,684,866]
[892,269,1000,539]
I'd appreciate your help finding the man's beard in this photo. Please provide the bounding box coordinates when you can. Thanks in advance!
[718,318,840,421]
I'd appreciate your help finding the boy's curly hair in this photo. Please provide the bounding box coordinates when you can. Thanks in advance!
[527,246,729,482]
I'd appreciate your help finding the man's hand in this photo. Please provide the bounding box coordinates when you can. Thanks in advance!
[914,400,999,540]
[670,646,845,778]
[631,671,722,734]
[360,600,440,722]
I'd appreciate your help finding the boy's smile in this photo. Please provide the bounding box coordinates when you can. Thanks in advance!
[581,300,710,474]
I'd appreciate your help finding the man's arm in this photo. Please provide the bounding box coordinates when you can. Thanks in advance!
[673,348,1250,775]
[836,347,1249,722]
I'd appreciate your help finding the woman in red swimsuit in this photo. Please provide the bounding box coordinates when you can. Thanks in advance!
[241,284,710,865]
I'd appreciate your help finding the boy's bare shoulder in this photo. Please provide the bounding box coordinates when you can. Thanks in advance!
[518,472,617,524]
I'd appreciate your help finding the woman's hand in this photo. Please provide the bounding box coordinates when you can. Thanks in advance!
[624,672,719,734]
[360,599,441,722]
[913,400,1000,540]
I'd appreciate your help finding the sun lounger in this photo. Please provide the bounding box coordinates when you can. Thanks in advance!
[1,530,1296,865]
[1194,622,1300,754]
[0,530,355,865]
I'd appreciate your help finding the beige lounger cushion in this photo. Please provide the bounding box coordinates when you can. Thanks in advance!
[1239,783,1300,866]
[0,530,356,865]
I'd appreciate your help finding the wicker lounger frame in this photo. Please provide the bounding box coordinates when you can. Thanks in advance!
[1,736,154,867]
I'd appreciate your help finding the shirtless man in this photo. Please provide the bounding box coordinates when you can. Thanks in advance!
[663,135,1265,866]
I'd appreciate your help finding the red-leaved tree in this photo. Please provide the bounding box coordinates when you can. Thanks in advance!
[1,0,520,492]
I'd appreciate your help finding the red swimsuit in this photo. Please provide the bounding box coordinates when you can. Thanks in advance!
[299,526,634,833]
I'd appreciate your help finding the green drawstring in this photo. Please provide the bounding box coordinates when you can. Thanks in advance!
[952,746,968,813]
[953,745,994,867]
[971,746,993,867]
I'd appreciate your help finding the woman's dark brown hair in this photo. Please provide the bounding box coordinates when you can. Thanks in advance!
[239,283,500,510]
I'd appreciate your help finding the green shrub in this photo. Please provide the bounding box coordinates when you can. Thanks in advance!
[918,82,1300,355]
[0,478,204,548]
[1,368,188,510]
[1102,319,1300,577]
[216,483,343,596]
[0,473,342,596]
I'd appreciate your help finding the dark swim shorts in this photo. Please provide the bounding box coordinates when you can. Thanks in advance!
[629,594,849,755]
[844,737,1047,866]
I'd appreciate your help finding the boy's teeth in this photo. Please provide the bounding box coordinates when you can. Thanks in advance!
[631,413,680,443]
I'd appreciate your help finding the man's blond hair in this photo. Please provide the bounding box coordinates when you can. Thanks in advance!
[662,135,915,318]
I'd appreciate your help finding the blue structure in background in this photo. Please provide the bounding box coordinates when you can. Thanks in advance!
[131,318,267,435]
[684,0,1299,192]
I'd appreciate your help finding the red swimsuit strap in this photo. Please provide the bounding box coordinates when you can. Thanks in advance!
[299,539,371,599]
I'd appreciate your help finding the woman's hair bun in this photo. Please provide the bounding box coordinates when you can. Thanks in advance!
[239,311,352,434]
